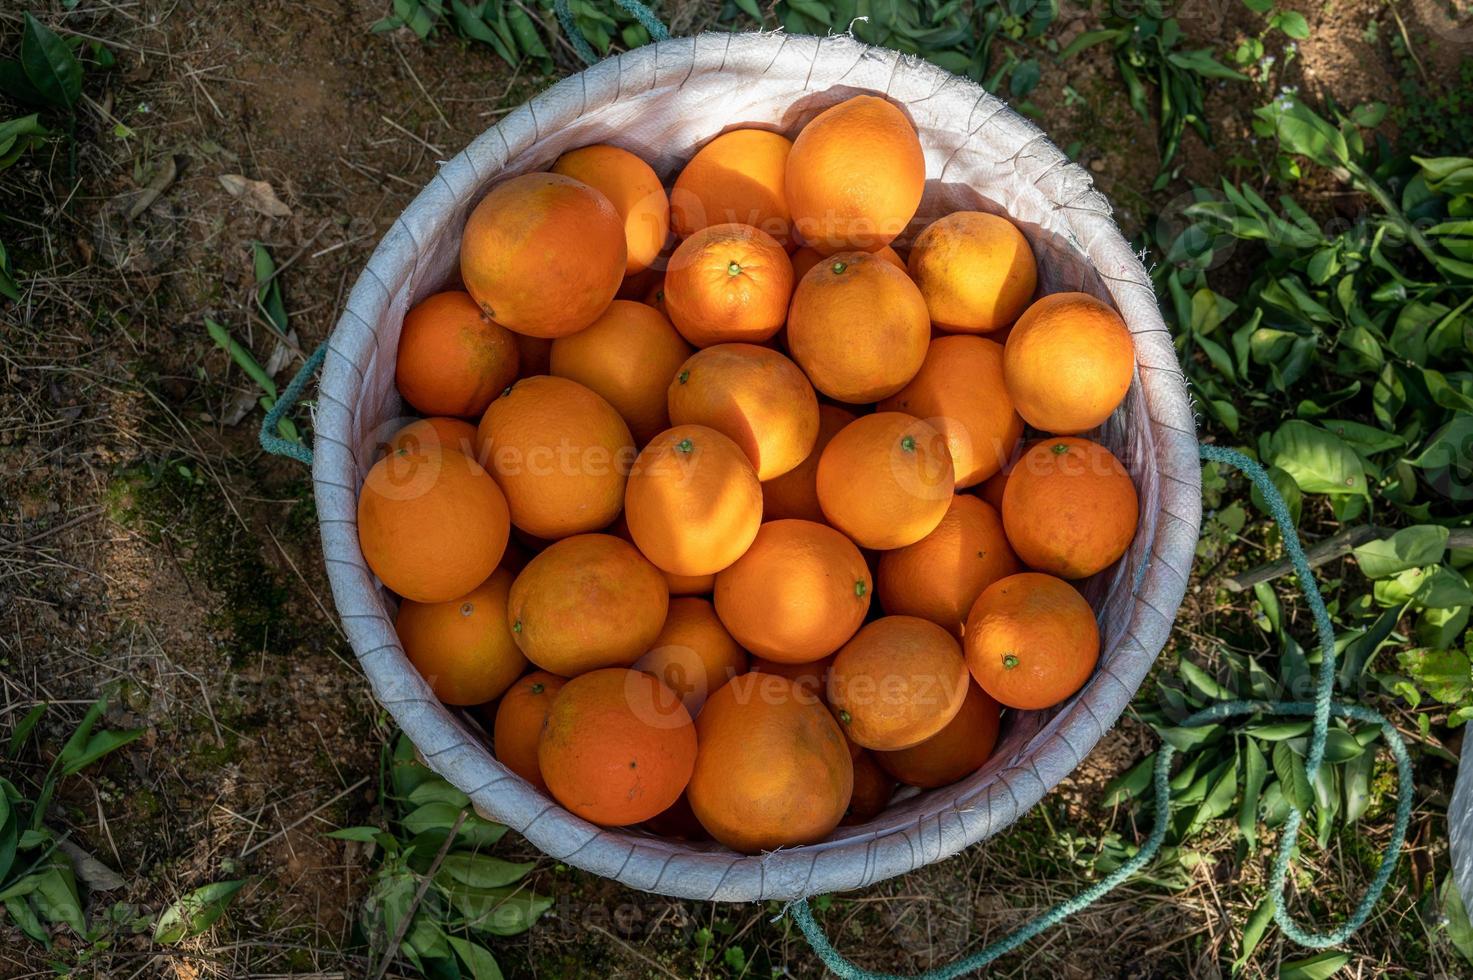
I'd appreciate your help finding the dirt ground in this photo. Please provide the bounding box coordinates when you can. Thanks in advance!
[1,1,1468,978]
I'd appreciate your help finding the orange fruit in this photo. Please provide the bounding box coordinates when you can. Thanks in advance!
[643,278,667,317]
[491,670,566,794]
[875,681,1000,788]
[1003,292,1135,433]
[552,144,669,276]
[907,212,1038,333]
[643,792,708,841]
[827,616,969,750]
[395,291,519,418]
[507,533,669,676]
[636,597,749,716]
[1002,438,1139,579]
[476,376,634,539]
[357,446,510,602]
[549,299,693,444]
[625,425,763,577]
[761,404,857,523]
[538,668,696,826]
[687,673,853,852]
[666,343,819,480]
[514,333,553,377]
[397,568,525,705]
[387,417,479,459]
[748,654,834,700]
[842,750,895,823]
[714,519,871,664]
[877,335,1023,487]
[786,250,930,403]
[876,495,1020,637]
[815,412,954,549]
[791,243,904,281]
[786,95,925,254]
[964,572,1099,710]
[607,513,716,597]
[670,129,793,245]
[459,172,625,338]
[663,223,793,347]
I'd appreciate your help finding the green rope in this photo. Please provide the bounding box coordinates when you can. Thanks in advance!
[554,0,670,66]
[787,445,1415,976]
[258,343,324,466]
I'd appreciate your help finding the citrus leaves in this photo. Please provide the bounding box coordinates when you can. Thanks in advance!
[333,735,550,979]
[1265,420,1368,500]
[1,14,82,111]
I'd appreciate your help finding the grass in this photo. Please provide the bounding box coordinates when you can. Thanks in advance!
[1,0,1471,977]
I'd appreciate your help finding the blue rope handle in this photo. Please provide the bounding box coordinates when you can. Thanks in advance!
[554,0,670,66]
[787,445,1415,977]
[259,343,325,466]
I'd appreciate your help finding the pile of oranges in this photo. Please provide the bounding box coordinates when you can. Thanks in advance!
[358,95,1140,853]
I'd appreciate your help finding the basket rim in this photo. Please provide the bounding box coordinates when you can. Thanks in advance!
[312,30,1202,902]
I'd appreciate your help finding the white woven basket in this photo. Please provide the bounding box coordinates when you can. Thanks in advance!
[312,31,1202,903]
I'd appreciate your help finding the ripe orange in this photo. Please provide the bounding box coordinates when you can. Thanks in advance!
[636,597,749,716]
[387,417,479,459]
[397,568,525,705]
[663,223,793,347]
[476,376,634,539]
[761,404,857,523]
[1002,438,1139,579]
[395,291,519,417]
[876,495,1020,637]
[843,749,896,823]
[875,681,1000,788]
[666,343,819,480]
[491,670,566,794]
[538,668,696,826]
[965,572,1099,710]
[460,172,625,338]
[877,335,1023,487]
[815,412,954,549]
[670,129,793,245]
[687,673,853,852]
[792,243,904,280]
[713,519,871,664]
[1003,292,1135,433]
[552,144,669,276]
[907,212,1037,333]
[643,278,667,317]
[827,616,969,750]
[607,513,715,596]
[549,300,693,444]
[507,533,669,676]
[625,425,763,577]
[748,654,835,700]
[786,95,925,254]
[357,446,510,602]
[786,250,930,403]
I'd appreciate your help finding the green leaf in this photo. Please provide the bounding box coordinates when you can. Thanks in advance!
[30,862,84,934]
[6,895,48,944]
[1258,98,1350,171]
[1187,753,1239,835]
[1396,647,1472,703]
[1238,737,1268,854]
[1354,526,1451,579]
[1179,660,1233,701]
[1102,753,1155,807]
[1442,876,1473,965]
[1060,28,1122,60]
[436,853,534,889]
[1270,11,1310,40]
[1267,420,1368,497]
[1342,747,1375,823]
[447,936,506,980]
[409,780,470,809]
[153,880,247,943]
[0,239,17,302]
[1279,950,1350,980]
[252,243,289,336]
[7,703,46,757]
[1272,741,1313,814]
[1235,893,1276,969]
[57,698,141,777]
[20,14,82,110]
[443,884,552,936]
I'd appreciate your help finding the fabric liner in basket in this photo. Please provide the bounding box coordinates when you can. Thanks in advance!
[312,31,1202,903]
